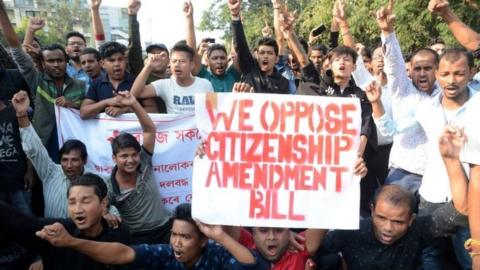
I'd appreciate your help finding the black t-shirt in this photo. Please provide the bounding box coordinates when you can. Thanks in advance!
[322,202,467,270]
[0,201,131,270]
[0,105,27,192]
[0,69,31,101]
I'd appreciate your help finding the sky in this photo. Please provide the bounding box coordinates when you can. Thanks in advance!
[102,0,223,48]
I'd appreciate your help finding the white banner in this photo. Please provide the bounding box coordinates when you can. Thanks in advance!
[193,93,362,229]
[55,107,199,212]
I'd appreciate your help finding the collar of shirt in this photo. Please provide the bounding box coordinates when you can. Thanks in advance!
[430,86,478,113]
[70,218,109,239]
[100,71,134,86]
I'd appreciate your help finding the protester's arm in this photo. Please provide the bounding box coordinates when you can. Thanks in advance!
[364,81,418,137]
[468,165,480,269]
[37,222,135,265]
[12,91,59,184]
[438,126,469,214]
[80,97,119,120]
[0,1,21,48]
[90,0,106,49]
[23,17,44,48]
[333,0,355,49]
[0,201,49,250]
[130,56,159,99]
[229,0,255,75]
[329,18,340,50]
[429,0,480,52]
[196,221,255,265]
[184,0,202,76]
[352,54,375,90]
[305,229,327,256]
[272,0,286,56]
[280,7,309,69]
[127,0,143,76]
[375,0,411,99]
[0,2,39,91]
[117,91,156,154]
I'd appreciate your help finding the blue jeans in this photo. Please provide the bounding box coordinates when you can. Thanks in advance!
[452,227,472,270]
[418,198,448,270]
[0,190,33,216]
[385,167,422,194]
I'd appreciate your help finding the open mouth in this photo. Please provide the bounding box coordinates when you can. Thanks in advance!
[418,78,429,88]
[381,233,393,243]
[266,244,278,256]
[75,216,87,225]
[173,250,183,259]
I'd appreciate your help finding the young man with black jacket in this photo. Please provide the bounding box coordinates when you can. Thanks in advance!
[228,0,290,94]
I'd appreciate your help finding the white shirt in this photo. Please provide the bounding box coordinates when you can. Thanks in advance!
[379,32,441,175]
[461,92,480,166]
[151,76,214,114]
[377,88,478,203]
[352,55,393,146]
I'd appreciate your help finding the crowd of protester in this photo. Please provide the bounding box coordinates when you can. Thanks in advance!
[1,0,480,269]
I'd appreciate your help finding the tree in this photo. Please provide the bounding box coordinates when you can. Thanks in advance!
[13,0,90,46]
[200,0,480,53]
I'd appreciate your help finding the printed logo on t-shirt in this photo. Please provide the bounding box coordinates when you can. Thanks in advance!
[173,95,195,105]
[326,86,335,96]
[0,122,18,160]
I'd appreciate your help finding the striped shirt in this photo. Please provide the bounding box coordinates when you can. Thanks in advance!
[19,125,112,218]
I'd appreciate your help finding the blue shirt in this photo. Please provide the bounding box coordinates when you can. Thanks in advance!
[275,55,296,94]
[66,62,91,91]
[85,72,135,102]
[129,242,242,269]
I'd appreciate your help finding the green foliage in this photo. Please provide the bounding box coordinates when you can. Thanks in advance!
[200,0,480,54]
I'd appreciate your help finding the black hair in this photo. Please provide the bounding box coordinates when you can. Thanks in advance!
[66,31,86,43]
[311,44,328,55]
[173,203,204,238]
[256,37,279,56]
[59,139,88,162]
[440,48,475,69]
[360,47,372,60]
[404,53,413,63]
[41,43,68,59]
[171,43,195,61]
[429,37,445,47]
[111,133,141,155]
[67,173,108,200]
[329,46,358,63]
[98,41,127,60]
[80,47,101,61]
[372,185,416,215]
[412,48,439,66]
[207,44,227,58]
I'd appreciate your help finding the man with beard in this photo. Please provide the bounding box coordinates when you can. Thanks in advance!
[0,1,85,163]
[183,0,240,93]
[65,32,90,85]
[0,173,130,270]
[228,0,289,94]
[368,48,478,269]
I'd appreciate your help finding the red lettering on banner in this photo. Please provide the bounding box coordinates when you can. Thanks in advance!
[249,190,305,221]
[330,166,348,192]
[206,162,221,188]
[341,104,356,135]
[238,99,253,131]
